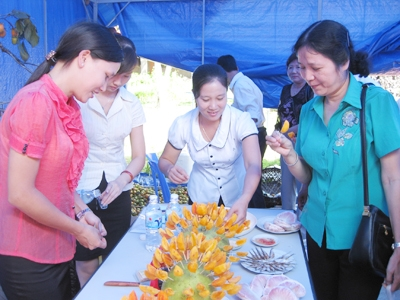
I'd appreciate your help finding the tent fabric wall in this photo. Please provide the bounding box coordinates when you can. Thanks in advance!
[1,1,399,108]
[91,0,400,108]
[1,1,87,103]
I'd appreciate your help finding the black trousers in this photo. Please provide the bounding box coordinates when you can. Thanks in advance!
[307,231,383,300]
[248,126,267,208]
[0,255,80,300]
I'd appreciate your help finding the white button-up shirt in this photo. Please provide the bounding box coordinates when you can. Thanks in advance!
[77,87,146,192]
[229,72,265,128]
[168,105,257,207]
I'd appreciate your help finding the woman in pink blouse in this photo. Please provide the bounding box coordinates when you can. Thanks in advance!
[0,22,123,299]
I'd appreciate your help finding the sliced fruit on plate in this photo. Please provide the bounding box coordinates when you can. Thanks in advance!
[251,234,278,247]
[237,274,306,300]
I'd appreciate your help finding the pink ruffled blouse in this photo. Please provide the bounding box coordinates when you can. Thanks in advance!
[0,74,89,264]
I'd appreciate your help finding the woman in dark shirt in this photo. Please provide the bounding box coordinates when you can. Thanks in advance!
[275,52,313,210]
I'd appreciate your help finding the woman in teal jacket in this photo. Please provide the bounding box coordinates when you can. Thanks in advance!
[267,20,400,300]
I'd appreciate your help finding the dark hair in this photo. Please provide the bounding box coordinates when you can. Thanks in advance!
[114,34,138,74]
[293,20,370,77]
[216,55,238,72]
[26,22,123,85]
[192,64,228,99]
[286,52,298,68]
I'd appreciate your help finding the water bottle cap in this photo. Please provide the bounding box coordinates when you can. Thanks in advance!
[92,189,101,198]
[171,193,179,202]
[149,195,158,203]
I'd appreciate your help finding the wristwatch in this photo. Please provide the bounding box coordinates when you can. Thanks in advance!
[391,242,400,250]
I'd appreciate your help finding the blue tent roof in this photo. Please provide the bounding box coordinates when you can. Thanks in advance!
[1,0,400,107]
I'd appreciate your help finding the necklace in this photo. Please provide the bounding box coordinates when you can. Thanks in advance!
[98,94,115,114]
[199,116,221,142]
[201,125,212,142]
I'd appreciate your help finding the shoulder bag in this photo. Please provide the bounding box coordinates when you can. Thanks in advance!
[348,84,394,278]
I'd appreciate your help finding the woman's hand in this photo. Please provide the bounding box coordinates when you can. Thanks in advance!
[101,178,126,206]
[381,149,400,292]
[76,212,107,250]
[167,165,189,184]
[385,248,400,291]
[297,184,308,211]
[225,198,248,225]
[81,210,107,237]
[266,130,294,157]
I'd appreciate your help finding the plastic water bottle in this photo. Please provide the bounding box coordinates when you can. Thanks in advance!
[78,189,107,209]
[166,193,182,234]
[145,195,162,252]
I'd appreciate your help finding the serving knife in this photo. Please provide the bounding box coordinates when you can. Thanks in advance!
[104,281,140,287]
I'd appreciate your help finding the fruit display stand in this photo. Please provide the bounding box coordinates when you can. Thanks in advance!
[74,207,315,300]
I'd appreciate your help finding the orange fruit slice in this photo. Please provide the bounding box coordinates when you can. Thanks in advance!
[281,120,290,133]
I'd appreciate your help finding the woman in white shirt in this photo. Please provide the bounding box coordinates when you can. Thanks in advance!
[74,34,146,286]
[158,64,261,224]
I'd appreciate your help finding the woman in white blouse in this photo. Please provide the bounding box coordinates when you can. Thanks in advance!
[74,34,146,286]
[159,64,261,224]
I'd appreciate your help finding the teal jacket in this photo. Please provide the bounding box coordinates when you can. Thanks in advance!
[297,73,400,249]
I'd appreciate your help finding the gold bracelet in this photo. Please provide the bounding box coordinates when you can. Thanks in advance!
[283,152,299,167]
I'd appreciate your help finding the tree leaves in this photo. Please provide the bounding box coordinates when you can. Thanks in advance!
[10,10,30,20]
[17,40,29,61]
[14,17,39,48]
[24,23,39,47]
[0,9,39,67]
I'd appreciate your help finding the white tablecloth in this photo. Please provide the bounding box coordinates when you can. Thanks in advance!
[74,207,315,300]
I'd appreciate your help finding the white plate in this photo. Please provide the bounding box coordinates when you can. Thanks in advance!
[240,249,295,274]
[256,216,300,234]
[235,211,257,237]
[251,234,278,247]
[229,238,243,250]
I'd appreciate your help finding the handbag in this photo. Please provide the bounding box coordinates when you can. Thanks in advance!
[348,84,394,278]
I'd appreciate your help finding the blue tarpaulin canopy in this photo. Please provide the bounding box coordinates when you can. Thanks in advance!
[1,0,400,107]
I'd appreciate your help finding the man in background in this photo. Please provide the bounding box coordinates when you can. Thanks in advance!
[217,54,266,208]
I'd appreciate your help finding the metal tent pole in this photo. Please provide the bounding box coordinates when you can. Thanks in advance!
[43,0,48,54]
[201,0,205,65]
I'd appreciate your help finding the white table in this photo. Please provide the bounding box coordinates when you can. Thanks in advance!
[74,207,315,300]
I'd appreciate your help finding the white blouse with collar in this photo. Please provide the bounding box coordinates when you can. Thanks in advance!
[168,105,257,207]
[77,87,146,192]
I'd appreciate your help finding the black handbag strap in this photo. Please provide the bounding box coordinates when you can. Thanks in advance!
[360,83,369,209]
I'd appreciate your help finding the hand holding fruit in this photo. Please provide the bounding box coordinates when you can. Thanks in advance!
[226,198,248,225]
[266,130,293,157]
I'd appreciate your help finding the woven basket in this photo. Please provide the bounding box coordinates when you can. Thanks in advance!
[261,166,282,207]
